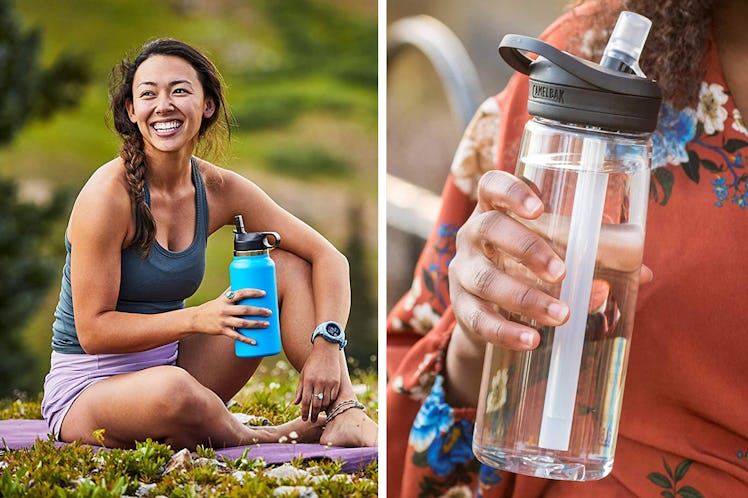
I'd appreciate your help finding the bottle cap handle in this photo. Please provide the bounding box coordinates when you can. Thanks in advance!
[261,232,281,249]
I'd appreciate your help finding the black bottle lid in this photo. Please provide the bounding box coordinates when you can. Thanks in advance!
[498,34,662,132]
[233,215,281,252]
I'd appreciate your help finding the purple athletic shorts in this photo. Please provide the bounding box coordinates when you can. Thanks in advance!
[41,342,178,438]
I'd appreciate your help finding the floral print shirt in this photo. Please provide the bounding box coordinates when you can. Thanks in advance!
[387,7,748,498]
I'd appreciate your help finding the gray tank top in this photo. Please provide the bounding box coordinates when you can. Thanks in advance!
[51,157,208,354]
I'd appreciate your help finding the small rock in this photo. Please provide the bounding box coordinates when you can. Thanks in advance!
[273,486,318,498]
[231,470,247,484]
[136,482,157,497]
[194,457,226,469]
[266,463,310,481]
[163,448,192,474]
[331,473,353,483]
[71,477,94,487]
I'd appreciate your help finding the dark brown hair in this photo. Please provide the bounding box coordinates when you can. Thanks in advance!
[109,38,231,255]
[567,0,717,109]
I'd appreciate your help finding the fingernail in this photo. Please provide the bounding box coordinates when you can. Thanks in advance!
[548,302,569,322]
[547,258,565,280]
[524,196,542,213]
[520,332,535,348]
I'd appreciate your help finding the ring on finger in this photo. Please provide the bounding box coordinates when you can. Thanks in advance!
[225,290,235,301]
[314,392,324,401]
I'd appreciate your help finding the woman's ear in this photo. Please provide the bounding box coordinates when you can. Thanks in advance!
[126,99,137,123]
[204,99,216,119]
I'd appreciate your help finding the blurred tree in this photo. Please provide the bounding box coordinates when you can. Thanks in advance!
[343,203,377,370]
[0,0,89,146]
[235,0,377,135]
[0,0,89,396]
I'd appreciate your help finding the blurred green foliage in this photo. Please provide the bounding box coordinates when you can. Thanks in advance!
[0,0,90,145]
[0,181,77,396]
[265,143,350,178]
[0,0,88,396]
[234,0,377,137]
[344,204,377,369]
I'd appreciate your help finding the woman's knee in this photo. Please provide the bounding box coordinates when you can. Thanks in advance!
[151,367,212,423]
[271,249,312,296]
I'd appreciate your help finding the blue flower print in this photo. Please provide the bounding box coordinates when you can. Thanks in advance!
[410,375,454,452]
[475,464,504,498]
[734,190,748,209]
[478,464,503,486]
[711,177,729,207]
[651,102,697,169]
[426,419,475,477]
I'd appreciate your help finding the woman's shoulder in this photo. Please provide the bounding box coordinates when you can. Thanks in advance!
[78,158,130,205]
[69,158,132,236]
[195,157,261,195]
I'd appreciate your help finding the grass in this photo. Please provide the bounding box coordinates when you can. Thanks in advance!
[0,358,378,497]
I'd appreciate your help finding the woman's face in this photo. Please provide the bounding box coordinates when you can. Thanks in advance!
[126,54,215,156]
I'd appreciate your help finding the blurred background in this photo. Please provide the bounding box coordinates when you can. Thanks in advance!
[0,0,377,399]
[387,0,568,311]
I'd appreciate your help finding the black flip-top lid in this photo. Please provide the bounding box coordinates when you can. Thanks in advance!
[233,215,281,252]
[498,34,662,132]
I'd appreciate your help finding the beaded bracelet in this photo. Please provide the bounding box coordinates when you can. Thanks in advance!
[325,399,366,424]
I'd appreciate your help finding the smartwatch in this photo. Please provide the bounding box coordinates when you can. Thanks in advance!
[310,321,347,350]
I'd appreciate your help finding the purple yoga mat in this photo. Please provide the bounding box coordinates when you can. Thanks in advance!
[0,420,377,473]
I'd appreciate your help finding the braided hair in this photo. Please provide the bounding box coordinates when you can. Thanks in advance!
[108,38,231,255]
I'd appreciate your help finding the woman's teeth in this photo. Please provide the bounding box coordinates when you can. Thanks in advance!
[152,121,182,133]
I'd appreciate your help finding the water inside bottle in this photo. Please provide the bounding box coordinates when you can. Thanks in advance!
[473,155,648,481]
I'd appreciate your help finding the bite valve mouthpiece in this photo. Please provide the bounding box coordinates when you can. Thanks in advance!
[601,11,652,77]
[234,215,246,234]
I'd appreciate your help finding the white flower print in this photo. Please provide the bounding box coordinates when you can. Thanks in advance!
[410,302,442,332]
[696,82,728,135]
[403,276,423,312]
[451,97,500,199]
[439,485,474,498]
[733,108,748,136]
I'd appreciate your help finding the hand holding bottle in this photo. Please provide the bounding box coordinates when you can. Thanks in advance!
[448,170,569,351]
[191,287,271,344]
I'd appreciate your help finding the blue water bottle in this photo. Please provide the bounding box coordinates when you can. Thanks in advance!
[229,215,282,357]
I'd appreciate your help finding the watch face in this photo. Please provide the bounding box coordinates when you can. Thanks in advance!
[326,323,341,336]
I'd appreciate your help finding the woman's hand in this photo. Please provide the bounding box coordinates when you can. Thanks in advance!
[448,170,570,351]
[191,287,272,344]
[295,341,341,423]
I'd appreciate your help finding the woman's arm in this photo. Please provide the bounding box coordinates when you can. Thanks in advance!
[208,167,351,419]
[209,168,351,332]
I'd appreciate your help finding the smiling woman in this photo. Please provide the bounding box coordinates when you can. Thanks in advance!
[40,38,377,451]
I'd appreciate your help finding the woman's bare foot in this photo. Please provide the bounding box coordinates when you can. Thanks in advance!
[276,416,325,443]
[239,416,324,445]
[320,401,378,447]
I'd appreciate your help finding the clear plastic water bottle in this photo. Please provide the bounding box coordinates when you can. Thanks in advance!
[472,12,662,480]
[229,215,282,358]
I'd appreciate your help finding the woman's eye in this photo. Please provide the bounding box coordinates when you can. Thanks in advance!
[139,91,155,98]
[174,88,189,94]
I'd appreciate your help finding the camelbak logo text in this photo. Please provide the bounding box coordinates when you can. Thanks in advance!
[532,83,565,103]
